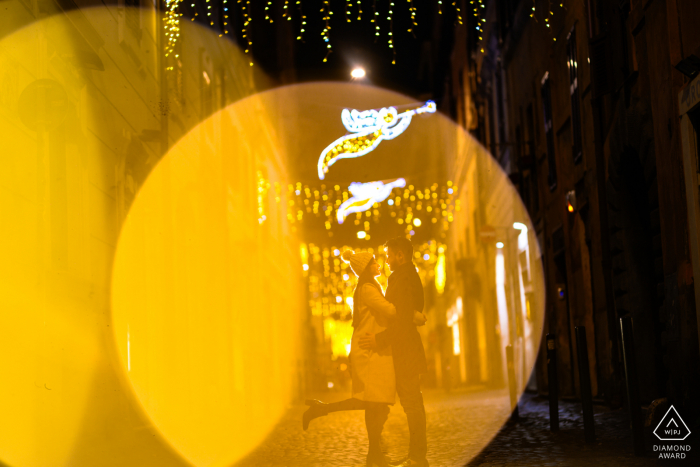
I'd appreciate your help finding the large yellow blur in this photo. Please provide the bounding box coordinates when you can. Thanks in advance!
[112,93,301,466]
[0,6,288,467]
[0,4,545,467]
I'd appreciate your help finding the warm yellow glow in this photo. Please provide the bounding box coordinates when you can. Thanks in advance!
[0,8,269,467]
[0,10,546,462]
[452,323,461,355]
[323,318,353,358]
[112,94,302,467]
[568,203,575,212]
[300,243,309,265]
[435,249,446,294]
[413,217,422,227]
[351,67,366,78]
[357,230,367,239]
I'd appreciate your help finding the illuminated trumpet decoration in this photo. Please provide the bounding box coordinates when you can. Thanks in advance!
[317,100,437,180]
[337,178,406,224]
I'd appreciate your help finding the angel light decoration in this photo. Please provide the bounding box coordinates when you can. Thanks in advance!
[337,178,406,224]
[317,101,436,180]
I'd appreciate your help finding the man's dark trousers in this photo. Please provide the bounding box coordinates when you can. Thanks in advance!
[375,261,428,464]
[396,369,427,461]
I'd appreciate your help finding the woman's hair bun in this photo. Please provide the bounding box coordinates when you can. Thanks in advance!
[341,250,354,262]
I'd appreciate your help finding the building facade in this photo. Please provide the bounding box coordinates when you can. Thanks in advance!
[439,0,700,421]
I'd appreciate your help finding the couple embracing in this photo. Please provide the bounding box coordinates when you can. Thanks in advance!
[303,237,429,467]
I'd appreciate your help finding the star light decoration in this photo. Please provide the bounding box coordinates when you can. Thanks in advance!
[317,100,436,180]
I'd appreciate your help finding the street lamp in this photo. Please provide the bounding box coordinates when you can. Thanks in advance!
[351,67,366,79]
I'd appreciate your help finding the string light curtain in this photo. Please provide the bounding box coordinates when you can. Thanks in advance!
[240,0,253,65]
[322,0,333,62]
[297,0,307,41]
[388,0,395,64]
[163,0,181,70]
[453,0,463,25]
[262,181,461,238]
[173,0,480,64]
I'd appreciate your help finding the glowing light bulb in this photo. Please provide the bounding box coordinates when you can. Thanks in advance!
[413,218,422,227]
[357,231,367,239]
[496,242,504,249]
[351,67,366,79]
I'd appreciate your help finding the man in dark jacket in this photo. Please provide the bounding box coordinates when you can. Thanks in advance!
[359,236,428,467]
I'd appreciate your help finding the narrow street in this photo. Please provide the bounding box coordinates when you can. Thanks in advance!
[235,389,512,466]
[467,394,666,467]
[235,389,682,466]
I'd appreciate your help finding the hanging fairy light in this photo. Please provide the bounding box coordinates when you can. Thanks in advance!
[163,0,180,70]
[372,0,380,40]
[408,0,417,36]
[322,0,333,62]
[283,0,291,21]
[297,0,307,41]
[206,0,213,26]
[190,1,197,21]
[453,0,463,25]
[222,0,229,35]
[204,0,463,65]
[282,181,459,233]
[388,0,395,64]
[239,0,253,66]
[473,0,484,44]
[265,1,273,23]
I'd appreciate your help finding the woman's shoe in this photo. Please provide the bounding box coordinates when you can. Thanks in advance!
[302,399,329,431]
[366,447,391,467]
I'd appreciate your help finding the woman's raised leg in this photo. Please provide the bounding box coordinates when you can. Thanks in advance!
[302,398,366,430]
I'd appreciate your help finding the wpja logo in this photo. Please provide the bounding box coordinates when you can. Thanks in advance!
[653,405,691,459]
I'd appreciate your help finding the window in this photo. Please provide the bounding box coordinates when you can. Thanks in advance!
[526,104,540,213]
[541,72,557,191]
[124,0,141,40]
[567,27,583,164]
[495,62,507,153]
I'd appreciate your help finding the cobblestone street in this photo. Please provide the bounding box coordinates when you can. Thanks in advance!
[235,388,512,467]
[235,389,697,466]
[466,393,673,467]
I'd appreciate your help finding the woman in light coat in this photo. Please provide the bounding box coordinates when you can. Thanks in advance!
[303,250,397,467]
